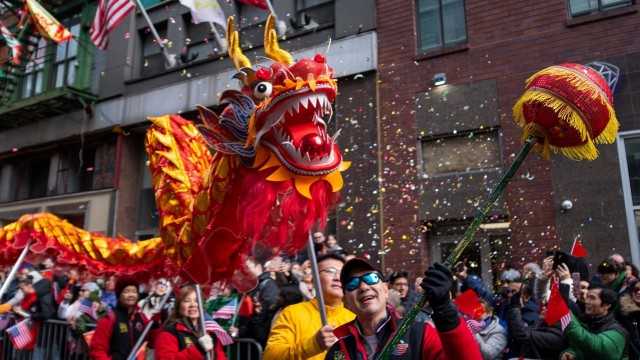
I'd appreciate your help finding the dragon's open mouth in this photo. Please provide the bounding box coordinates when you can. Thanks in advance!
[257,86,341,176]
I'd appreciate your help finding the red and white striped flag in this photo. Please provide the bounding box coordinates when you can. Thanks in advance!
[7,319,33,350]
[90,0,136,49]
[544,280,572,331]
[204,315,233,346]
[213,297,238,320]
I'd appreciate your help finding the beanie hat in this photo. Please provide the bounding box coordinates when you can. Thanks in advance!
[115,276,139,299]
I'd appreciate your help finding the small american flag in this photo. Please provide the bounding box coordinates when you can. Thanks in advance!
[7,319,33,350]
[204,315,233,346]
[90,0,136,49]
[213,297,238,320]
[78,299,97,319]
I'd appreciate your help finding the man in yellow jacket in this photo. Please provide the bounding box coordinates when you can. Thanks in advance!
[264,253,355,360]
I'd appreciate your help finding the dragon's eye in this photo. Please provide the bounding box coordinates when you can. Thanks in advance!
[253,82,272,99]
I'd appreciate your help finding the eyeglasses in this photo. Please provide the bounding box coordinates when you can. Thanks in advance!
[319,267,339,277]
[633,287,640,294]
[345,272,382,292]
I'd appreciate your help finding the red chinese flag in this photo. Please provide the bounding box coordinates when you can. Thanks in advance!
[544,280,572,330]
[571,238,588,258]
[454,289,484,320]
[236,0,268,9]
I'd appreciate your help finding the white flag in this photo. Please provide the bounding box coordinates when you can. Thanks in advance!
[179,0,226,26]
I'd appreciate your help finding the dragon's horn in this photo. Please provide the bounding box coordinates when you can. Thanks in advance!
[227,16,252,70]
[264,15,293,65]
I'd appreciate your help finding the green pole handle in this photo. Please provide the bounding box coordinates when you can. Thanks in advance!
[376,136,537,360]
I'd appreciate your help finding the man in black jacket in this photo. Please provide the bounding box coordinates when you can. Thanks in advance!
[505,290,566,360]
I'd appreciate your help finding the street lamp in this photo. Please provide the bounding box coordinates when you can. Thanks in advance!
[433,73,447,86]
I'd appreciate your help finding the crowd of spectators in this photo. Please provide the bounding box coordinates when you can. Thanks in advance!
[0,232,638,360]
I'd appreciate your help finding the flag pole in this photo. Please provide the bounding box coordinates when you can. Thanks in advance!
[306,231,328,326]
[0,240,31,300]
[209,23,227,53]
[264,0,286,36]
[195,284,213,360]
[126,290,172,360]
[132,0,177,67]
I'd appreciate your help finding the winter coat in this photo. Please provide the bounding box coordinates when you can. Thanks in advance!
[28,277,56,321]
[505,305,566,360]
[618,293,640,360]
[473,316,507,360]
[89,304,153,360]
[264,298,355,360]
[154,320,227,360]
[561,312,628,360]
[325,308,481,360]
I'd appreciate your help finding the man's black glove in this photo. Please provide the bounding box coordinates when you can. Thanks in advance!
[421,263,459,332]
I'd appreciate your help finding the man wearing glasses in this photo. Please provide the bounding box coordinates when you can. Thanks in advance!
[326,258,481,360]
[264,253,356,360]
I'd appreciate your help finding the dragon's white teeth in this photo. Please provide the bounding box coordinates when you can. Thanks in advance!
[300,96,309,109]
[332,129,342,142]
[305,152,311,162]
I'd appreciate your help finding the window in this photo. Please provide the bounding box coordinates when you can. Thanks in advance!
[137,152,159,237]
[21,37,48,98]
[421,129,500,176]
[54,23,81,88]
[568,0,633,16]
[140,22,168,77]
[18,11,93,99]
[417,0,467,52]
[623,136,640,240]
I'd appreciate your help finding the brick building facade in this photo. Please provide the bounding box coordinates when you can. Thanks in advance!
[374,0,640,280]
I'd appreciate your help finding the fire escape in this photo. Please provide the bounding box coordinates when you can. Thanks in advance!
[0,0,96,129]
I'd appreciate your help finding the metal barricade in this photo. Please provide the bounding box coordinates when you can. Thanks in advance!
[1,319,95,360]
[224,338,264,360]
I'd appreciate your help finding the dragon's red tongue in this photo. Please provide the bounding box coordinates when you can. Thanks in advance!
[301,133,326,159]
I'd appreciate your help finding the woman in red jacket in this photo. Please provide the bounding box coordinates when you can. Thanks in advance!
[90,276,152,360]
[154,285,227,360]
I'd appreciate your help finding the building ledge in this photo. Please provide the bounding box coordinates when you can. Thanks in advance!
[566,4,638,27]
[0,87,97,130]
[415,44,469,61]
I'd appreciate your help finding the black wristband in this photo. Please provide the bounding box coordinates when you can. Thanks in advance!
[430,301,460,333]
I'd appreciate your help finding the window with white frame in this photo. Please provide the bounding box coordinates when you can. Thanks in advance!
[568,0,633,17]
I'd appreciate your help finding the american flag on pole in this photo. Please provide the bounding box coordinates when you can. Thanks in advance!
[90,0,136,49]
[213,297,238,320]
[7,319,33,350]
[204,315,233,346]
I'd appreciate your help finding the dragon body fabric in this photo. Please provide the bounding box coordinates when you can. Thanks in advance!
[0,16,349,286]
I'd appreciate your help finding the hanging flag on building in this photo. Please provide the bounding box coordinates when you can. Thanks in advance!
[90,0,136,49]
[180,0,226,27]
[7,319,34,350]
[25,0,72,43]
[0,21,24,65]
[236,0,268,9]
[570,237,588,258]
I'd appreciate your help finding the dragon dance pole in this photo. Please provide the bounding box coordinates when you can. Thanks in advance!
[307,231,329,326]
[195,284,213,360]
[377,135,537,360]
[126,290,173,360]
[0,240,31,300]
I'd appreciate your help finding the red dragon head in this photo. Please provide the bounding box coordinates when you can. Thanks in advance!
[199,15,349,199]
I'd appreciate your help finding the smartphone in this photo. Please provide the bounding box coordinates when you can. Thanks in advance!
[571,272,581,299]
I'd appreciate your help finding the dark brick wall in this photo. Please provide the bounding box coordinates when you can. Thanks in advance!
[377,0,640,275]
[114,133,144,239]
[334,72,382,266]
